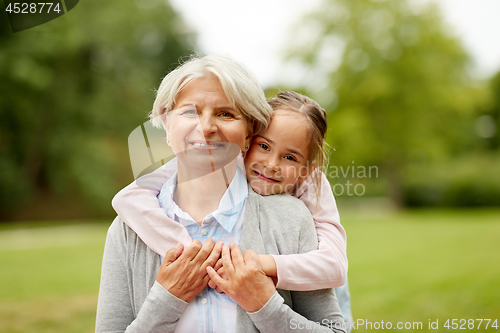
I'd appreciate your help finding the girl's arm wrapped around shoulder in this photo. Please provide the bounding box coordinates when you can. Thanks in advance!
[111,158,192,256]
[273,172,348,291]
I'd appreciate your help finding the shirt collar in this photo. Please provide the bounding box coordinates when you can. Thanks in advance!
[160,167,248,233]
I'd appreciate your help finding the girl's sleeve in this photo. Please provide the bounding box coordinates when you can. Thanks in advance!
[111,157,192,256]
[272,172,348,291]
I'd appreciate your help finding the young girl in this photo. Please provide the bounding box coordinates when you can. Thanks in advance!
[113,91,348,292]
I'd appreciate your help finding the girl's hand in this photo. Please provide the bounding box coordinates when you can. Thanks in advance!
[257,254,277,277]
[157,239,223,303]
[206,243,276,312]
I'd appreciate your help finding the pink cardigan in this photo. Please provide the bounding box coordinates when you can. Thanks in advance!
[112,157,347,291]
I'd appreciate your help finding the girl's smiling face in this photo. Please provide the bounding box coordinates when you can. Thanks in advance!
[244,110,313,196]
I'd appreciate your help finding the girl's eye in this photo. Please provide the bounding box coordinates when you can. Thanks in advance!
[259,143,270,151]
[284,155,297,162]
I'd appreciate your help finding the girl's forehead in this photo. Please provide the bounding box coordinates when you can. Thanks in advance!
[260,112,309,149]
[268,109,307,127]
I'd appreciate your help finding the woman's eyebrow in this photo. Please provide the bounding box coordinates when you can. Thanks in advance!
[217,106,237,112]
[177,103,196,109]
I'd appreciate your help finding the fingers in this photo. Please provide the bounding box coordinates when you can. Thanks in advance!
[213,259,223,272]
[228,242,245,268]
[179,239,204,261]
[208,264,225,291]
[206,266,227,292]
[208,278,217,290]
[201,240,223,269]
[221,244,234,274]
[243,249,258,267]
[178,238,218,262]
[163,242,184,265]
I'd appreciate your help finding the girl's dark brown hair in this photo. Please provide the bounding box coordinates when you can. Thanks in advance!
[268,91,330,201]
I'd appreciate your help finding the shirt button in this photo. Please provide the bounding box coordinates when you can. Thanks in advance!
[201,229,207,236]
[201,298,207,304]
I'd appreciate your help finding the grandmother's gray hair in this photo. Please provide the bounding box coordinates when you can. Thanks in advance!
[150,54,272,135]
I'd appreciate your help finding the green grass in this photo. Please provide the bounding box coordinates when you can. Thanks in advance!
[0,222,108,333]
[344,209,500,331]
[0,210,499,332]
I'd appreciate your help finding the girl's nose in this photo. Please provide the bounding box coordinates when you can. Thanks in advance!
[264,154,280,170]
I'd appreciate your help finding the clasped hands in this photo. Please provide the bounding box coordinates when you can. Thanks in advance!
[156,239,276,312]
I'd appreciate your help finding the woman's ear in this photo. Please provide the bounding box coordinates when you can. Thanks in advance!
[163,111,172,146]
[166,133,171,146]
[297,161,317,184]
[244,119,257,151]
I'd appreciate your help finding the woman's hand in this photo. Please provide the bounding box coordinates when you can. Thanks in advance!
[206,242,276,312]
[208,259,226,293]
[157,239,223,303]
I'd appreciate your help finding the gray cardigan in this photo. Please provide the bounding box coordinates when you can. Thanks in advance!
[96,186,346,333]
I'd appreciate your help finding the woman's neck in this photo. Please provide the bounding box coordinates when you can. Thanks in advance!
[175,160,237,225]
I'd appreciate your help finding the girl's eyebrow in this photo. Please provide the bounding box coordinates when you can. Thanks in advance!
[286,148,305,159]
[257,135,305,159]
[257,134,274,144]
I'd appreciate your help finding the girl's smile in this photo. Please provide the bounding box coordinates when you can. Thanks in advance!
[244,110,312,196]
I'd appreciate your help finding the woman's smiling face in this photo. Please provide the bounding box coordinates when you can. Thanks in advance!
[244,110,312,196]
[166,74,251,171]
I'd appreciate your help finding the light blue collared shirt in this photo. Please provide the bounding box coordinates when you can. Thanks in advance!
[158,166,248,333]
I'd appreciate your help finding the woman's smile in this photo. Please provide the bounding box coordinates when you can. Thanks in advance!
[188,140,226,149]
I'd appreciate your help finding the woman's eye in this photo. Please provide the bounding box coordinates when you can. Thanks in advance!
[284,155,297,162]
[219,111,234,118]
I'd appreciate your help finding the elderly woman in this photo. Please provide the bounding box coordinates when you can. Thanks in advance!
[96,55,345,332]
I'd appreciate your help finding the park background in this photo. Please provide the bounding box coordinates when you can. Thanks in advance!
[1,0,499,331]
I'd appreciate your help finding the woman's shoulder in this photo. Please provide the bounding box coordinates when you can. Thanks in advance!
[247,186,312,226]
[106,217,152,256]
[245,185,318,254]
[250,186,308,212]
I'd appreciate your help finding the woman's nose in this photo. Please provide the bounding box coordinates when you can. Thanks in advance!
[196,114,217,137]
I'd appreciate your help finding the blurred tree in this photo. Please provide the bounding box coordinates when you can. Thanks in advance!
[0,0,194,220]
[287,0,483,207]
[481,71,500,150]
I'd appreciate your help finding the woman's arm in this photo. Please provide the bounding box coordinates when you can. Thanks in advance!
[271,172,348,290]
[111,157,192,255]
[95,218,188,333]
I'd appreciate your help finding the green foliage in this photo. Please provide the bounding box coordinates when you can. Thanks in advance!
[287,0,489,206]
[404,152,500,207]
[345,209,500,328]
[0,0,194,218]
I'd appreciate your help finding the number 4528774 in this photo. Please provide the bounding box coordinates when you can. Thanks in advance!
[5,3,61,14]
[444,319,498,330]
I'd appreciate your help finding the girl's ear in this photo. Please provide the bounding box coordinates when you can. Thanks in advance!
[297,161,317,184]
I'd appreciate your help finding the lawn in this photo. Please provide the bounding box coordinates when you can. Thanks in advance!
[0,210,499,332]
